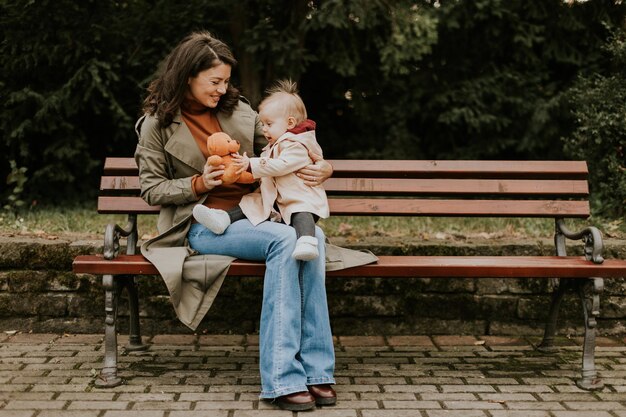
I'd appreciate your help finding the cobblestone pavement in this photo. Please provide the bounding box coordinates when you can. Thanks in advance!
[1,333,626,416]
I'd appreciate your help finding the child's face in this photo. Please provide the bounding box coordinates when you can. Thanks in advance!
[259,101,294,144]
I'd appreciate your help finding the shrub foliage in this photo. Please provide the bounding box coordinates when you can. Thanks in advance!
[1,0,625,215]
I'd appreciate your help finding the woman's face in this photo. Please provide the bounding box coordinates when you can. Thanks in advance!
[187,63,231,108]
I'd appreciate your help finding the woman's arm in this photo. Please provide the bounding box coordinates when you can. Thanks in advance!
[296,150,333,186]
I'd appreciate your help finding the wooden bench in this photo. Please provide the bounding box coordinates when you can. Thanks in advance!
[73,158,626,389]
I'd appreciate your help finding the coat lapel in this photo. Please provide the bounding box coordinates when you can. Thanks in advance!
[164,115,206,173]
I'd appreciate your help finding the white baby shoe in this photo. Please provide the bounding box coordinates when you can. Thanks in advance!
[292,236,319,261]
[192,205,231,235]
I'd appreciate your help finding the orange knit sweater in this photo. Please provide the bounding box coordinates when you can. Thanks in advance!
[181,99,253,210]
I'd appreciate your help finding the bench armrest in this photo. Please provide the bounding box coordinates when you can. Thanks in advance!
[556,218,604,264]
[104,215,138,260]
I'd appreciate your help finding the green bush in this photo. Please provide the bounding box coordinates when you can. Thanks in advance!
[563,33,626,217]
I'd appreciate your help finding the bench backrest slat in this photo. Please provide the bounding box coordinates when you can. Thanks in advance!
[98,196,590,218]
[99,158,590,218]
[104,158,588,179]
[101,176,589,197]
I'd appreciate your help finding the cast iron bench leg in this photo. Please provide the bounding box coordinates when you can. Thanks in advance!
[122,277,149,352]
[576,277,604,390]
[96,274,123,388]
[538,279,571,352]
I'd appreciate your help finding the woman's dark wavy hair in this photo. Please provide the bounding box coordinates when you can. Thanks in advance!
[142,31,240,127]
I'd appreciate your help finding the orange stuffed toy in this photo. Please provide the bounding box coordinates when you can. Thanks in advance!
[206,132,255,185]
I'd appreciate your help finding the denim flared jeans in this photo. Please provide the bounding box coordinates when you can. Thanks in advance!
[188,219,335,398]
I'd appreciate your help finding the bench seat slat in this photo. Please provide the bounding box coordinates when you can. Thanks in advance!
[101,176,589,197]
[73,254,626,278]
[97,196,590,217]
[104,158,589,180]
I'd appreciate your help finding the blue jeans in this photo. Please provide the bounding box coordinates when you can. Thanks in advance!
[188,220,335,398]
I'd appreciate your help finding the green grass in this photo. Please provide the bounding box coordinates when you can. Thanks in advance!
[1,203,623,241]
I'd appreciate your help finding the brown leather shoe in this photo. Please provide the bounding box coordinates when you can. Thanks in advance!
[308,384,337,405]
[274,391,316,411]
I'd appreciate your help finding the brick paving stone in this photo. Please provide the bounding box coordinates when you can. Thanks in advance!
[39,412,100,417]
[338,336,386,346]
[551,413,613,417]
[178,392,235,401]
[0,385,30,392]
[429,351,481,357]
[4,334,59,344]
[103,412,165,417]
[597,392,626,401]
[564,401,624,410]
[425,412,487,417]
[170,412,227,417]
[0,392,54,401]
[443,400,504,409]
[4,400,67,409]
[57,392,116,401]
[353,377,406,385]
[465,377,520,385]
[411,377,464,385]
[132,401,192,410]
[480,336,530,346]
[538,392,598,401]
[117,393,176,401]
[314,400,379,409]
[387,335,434,347]
[383,385,438,393]
[365,392,416,400]
[300,411,357,417]
[440,385,497,393]
[195,400,254,409]
[66,400,129,410]
[334,385,381,393]
[0,412,35,417]
[234,411,301,417]
[477,393,537,401]
[54,334,103,344]
[433,335,479,346]
[150,334,197,345]
[505,401,566,410]
[421,393,476,401]
[198,334,245,345]
[381,400,440,409]
[490,412,550,417]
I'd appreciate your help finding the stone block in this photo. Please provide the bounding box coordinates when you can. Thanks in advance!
[475,278,551,295]
[0,293,68,317]
[517,295,579,320]
[329,295,401,317]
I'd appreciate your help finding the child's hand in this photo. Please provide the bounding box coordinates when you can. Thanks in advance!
[232,152,250,174]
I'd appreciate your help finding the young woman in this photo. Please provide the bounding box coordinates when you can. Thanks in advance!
[135,31,375,410]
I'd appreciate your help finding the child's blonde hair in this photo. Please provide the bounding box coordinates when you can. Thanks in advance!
[259,79,307,124]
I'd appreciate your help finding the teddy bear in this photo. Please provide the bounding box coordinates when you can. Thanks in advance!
[206,132,255,185]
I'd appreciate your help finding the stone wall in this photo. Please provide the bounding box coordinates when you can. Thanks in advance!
[0,235,625,336]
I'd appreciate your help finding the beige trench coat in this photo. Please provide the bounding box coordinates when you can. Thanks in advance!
[239,130,329,226]
[134,99,377,330]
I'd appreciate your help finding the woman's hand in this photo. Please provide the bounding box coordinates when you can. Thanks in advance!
[202,162,224,191]
[296,151,333,186]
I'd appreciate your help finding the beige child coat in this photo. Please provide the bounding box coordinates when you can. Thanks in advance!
[239,130,330,226]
